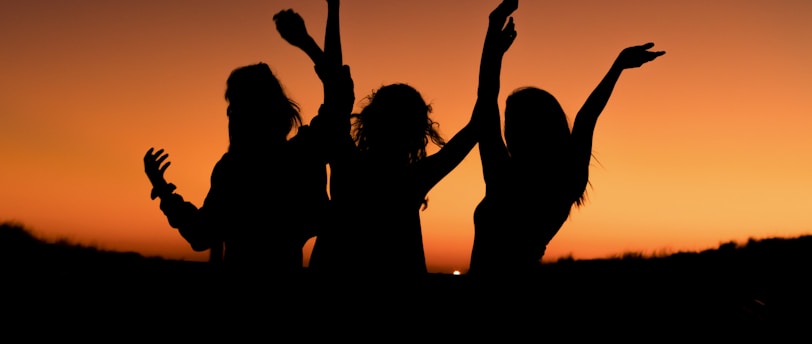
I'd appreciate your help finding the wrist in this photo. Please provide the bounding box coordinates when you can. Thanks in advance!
[150,182,176,200]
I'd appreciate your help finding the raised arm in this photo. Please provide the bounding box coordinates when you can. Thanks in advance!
[570,43,665,201]
[273,1,342,67]
[274,2,344,91]
[477,0,517,186]
[321,0,352,116]
[325,0,342,68]
[273,9,323,66]
[274,2,352,113]
[274,3,354,167]
[418,0,517,192]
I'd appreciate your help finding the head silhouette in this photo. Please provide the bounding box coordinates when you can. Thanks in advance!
[504,87,570,161]
[224,63,302,151]
[352,83,445,164]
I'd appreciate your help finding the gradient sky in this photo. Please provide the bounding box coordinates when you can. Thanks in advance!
[2,0,811,273]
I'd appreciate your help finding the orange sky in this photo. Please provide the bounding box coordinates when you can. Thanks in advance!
[2,0,811,273]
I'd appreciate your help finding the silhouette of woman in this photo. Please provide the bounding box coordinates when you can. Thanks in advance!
[468,30,665,276]
[143,61,330,277]
[275,1,502,278]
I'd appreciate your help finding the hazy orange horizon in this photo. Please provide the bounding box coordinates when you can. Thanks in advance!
[2,0,811,273]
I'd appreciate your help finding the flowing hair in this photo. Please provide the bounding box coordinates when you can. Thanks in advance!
[224,63,301,151]
[351,83,445,165]
[505,87,590,207]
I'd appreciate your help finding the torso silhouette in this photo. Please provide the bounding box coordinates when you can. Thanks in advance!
[471,158,579,274]
[160,125,327,275]
[310,150,431,276]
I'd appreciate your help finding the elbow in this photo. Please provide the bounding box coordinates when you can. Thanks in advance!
[190,242,211,252]
[178,229,213,252]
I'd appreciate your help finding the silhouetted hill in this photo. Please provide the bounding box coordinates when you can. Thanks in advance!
[3,221,809,338]
[1,221,209,281]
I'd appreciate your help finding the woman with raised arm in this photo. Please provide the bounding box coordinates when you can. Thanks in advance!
[275,1,516,278]
[143,8,341,278]
[468,38,665,276]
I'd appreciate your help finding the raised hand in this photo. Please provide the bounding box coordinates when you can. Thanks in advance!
[486,0,518,55]
[144,147,176,200]
[614,42,666,69]
[273,9,317,50]
[496,17,517,54]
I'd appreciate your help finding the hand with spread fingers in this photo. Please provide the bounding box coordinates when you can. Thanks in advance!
[485,0,518,58]
[144,147,176,200]
[614,42,666,69]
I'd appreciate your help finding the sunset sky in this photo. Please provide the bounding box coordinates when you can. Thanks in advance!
[2,0,811,273]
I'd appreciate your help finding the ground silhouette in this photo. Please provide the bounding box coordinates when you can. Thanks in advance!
[3,221,811,339]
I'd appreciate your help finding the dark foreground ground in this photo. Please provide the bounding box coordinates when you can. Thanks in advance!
[3,222,811,340]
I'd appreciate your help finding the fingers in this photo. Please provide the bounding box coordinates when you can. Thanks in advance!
[642,50,666,64]
[505,17,515,33]
[273,9,285,21]
[638,42,655,50]
[155,151,169,165]
[274,9,305,29]
[273,9,294,22]
[636,42,666,56]
[144,148,162,162]
[144,147,155,161]
[144,148,169,167]
[159,161,171,174]
[502,17,517,46]
[618,43,666,68]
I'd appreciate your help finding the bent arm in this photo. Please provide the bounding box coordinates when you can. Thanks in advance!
[275,3,354,159]
[144,147,214,251]
[159,193,213,252]
[273,9,322,66]
[156,158,235,253]
[570,43,665,201]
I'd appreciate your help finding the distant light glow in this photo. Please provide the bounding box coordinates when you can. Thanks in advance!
[453,270,461,275]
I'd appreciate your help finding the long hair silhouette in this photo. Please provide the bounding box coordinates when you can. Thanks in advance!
[276,1,481,278]
[144,61,329,278]
[469,27,665,276]
[352,84,445,164]
[225,63,302,147]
